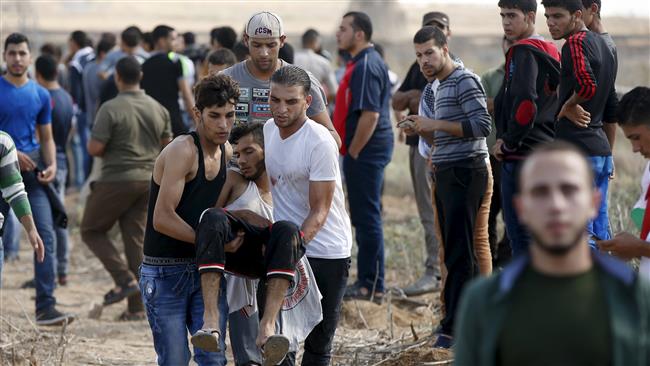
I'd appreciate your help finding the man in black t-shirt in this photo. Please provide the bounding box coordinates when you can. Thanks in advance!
[141,25,195,137]
[542,0,617,248]
[391,11,451,296]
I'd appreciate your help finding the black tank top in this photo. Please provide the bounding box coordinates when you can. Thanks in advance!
[143,131,227,258]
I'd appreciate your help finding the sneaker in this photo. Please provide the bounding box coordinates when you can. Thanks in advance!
[58,275,68,286]
[433,334,453,349]
[20,278,36,289]
[191,329,221,353]
[402,274,441,297]
[36,307,75,326]
[263,334,290,366]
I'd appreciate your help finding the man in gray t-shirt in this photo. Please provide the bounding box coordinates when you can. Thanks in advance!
[221,11,340,148]
[222,60,327,125]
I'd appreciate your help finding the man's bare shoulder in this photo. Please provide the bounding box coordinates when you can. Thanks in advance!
[160,135,196,162]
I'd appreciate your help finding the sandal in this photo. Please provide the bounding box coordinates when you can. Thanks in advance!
[343,282,384,304]
[117,310,146,322]
[262,334,290,366]
[103,283,140,306]
[191,329,221,353]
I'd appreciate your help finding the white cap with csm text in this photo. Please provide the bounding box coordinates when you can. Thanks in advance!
[245,11,284,39]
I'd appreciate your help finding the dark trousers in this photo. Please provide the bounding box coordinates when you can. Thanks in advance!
[195,208,304,282]
[434,165,487,336]
[343,155,387,292]
[488,156,511,265]
[302,257,350,366]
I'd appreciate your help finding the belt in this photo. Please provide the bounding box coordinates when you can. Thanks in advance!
[142,255,195,266]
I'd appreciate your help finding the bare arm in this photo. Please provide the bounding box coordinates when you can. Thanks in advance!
[302,180,335,243]
[347,111,379,159]
[603,123,617,150]
[310,110,342,148]
[178,78,195,116]
[87,138,106,157]
[391,89,420,112]
[36,123,57,183]
[152,141,197,244]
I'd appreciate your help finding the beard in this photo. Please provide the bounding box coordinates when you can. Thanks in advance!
[243,160,265,181]
[529,227,585,257]
[7,66,26,78]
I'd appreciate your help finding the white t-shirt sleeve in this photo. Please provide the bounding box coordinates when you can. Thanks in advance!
[309,140,338,182]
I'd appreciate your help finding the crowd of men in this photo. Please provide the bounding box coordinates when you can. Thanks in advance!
[2,0,650,365]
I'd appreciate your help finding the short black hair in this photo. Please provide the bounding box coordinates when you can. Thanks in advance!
[142,32,154,50]
[70,30,91,48]
[521,140,594,187]
[270,65,311,97]
[193,73,241,112]
[152,25,175,44]
[343,11,373,41]
[581,0,602,14]
[373,43,385,59]
[541,0,584,13]
[35,55,58,81]
[279,42,294,64]
[229,122,264,147]
[4,32,30,51]
[96,38,115,56]
[183,32,196,46]
[301,29,320,48]
[210,26,237,50]
[413,26,448,47]
[208,49,237,67]
[498,0,537,13]
[232,41,250,62]
[121,26,142,48]
[617,87,650,126]
[40,43,62,60]
[115,56,141,85]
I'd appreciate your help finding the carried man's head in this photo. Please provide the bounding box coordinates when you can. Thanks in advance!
[516,141,598,257]
[617,87,650,159]
[269,65,312,130]
[413,26,450,81]
[230,122,265,181]
[192,74,241,145]
[243,11,286,73]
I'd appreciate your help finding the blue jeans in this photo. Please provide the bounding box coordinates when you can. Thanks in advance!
[2,209,20,260]
[22,167,58,313]
[343,155,389,293]
[71,111,90,187]
[140,263,228,365]
[53,152,69,277]
[587,156,613,247]
[501,161,531,257]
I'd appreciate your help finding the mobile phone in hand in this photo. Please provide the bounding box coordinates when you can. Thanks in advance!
[397,118,415,129]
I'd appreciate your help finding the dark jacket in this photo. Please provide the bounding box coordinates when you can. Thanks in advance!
[454,253,650,366]
[495,38,561,159]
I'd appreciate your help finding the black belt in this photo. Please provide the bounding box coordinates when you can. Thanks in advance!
[142,256,195,266]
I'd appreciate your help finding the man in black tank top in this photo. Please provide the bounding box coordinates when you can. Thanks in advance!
[139,74,238,366]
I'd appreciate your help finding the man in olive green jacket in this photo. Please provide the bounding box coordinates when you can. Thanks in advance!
[455,141,650,366]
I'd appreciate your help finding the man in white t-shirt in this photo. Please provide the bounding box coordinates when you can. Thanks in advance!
[597,87,650,277]
[265,65,352,365]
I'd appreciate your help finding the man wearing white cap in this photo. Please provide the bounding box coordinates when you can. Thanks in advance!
[221,11,341,148]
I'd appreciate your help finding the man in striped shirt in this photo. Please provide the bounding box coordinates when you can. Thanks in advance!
[0,131,44,286]
[407,26,491,349]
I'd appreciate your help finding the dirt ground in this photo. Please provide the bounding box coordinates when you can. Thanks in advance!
[0,189,450,366]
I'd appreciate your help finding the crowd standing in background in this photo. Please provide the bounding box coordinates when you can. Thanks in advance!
[2,0,650,364]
